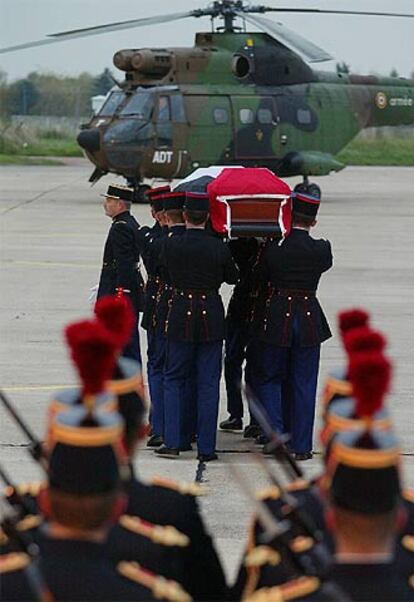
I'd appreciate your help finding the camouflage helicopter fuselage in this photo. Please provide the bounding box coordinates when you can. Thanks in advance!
[78,31,414,184]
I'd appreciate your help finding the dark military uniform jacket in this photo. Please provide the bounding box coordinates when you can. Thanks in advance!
[226,238,259,325]
[160,228,239,342]
[97,211,145,314]
[329,561,414,601]
[141,222,166,331]
[1,533,156,601]
[258,229,333,347]
[124,474,228,601]
[154,224,187,335]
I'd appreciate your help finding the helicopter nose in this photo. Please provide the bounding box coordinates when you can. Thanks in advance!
[77,129,100,153]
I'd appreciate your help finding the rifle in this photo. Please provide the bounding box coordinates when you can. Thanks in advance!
[244,388,332,578]
[0,465,37,518]
[0,496,53,602]
[248,450,332,579]
[0,390,48,472]
[246,386,303,480]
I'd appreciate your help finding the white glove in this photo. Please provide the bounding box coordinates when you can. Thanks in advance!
[88,284,99,306]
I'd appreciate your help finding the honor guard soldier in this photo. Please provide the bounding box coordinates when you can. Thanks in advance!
[150,190,193,448]
[95,295,228,600]
[97,183,146,363]
[256,191,333,460]
[325,373,413,600]
[156,191,239,461]
[141,186,170,447]
[1,403,159,601]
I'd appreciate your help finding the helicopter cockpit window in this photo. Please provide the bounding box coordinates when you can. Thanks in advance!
[239,109,254,124]
[297,109,312,125]
[98,91,125,117]
[257,108,272,124]
[213,108,229,124]
[157,96,171,123]
[120,92,154,119]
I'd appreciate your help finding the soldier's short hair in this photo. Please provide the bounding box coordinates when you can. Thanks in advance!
[292,211,315,228]
[49,488,118,530]
[184,209,208,225]
[166,209,184,224]
[120,199,132,211]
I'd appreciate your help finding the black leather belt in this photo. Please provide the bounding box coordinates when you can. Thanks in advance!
[277,289,316,298]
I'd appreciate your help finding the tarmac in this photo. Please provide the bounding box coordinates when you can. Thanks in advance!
[1,162,414,581]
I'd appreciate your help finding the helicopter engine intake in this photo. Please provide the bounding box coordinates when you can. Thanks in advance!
[113,49,172,76]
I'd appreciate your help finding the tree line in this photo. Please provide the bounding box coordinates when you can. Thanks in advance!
[0,68,115,119]
[0,66,413,120]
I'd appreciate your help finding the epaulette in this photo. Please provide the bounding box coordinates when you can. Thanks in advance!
[114,220,128,225]
[245,546,281,568]
[119,515,189,547]
[246,577,322,602]
[403,488,414,504]
[244,586,283,602]
[118,561,192,602]
[401,535,414,553]
[4,481,45,498]
[279,576,320,601]
[0,552,31,575]
[289,536,314,554]
[151,475,206,496]
[285,479,311,493]
[256,486,280,501]
[0,514,43,544]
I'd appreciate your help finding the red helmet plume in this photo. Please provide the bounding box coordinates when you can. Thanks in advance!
[343,326,386,355]
[338,308,370,340]
[65,319,117,395]
[348,351,391,418]
[94,294,135,350]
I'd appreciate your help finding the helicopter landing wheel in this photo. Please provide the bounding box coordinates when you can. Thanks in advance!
[294,181,321,199]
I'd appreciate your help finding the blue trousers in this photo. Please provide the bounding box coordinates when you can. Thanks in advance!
[257,341,320,453]
[147,330,166,438]
[122,314,142,365]
[164,340,222,455]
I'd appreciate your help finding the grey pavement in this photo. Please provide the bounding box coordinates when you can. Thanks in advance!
[1,162,414,581]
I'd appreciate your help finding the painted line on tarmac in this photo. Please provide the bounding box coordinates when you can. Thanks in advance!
[2,384,76,392]
[1,175,86,215]
[1,260,98,268]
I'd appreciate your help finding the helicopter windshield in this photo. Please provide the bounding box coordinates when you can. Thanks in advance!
[120,92,154,120]
[98,91,125,117]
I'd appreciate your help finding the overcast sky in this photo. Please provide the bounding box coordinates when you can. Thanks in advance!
[1,0,414,81]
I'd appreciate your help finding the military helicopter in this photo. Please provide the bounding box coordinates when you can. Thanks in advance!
[2,1,414,200]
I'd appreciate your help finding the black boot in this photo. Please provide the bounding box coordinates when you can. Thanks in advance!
[219,416,243,430]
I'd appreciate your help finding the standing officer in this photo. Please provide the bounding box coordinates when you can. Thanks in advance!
[256,192,333,460]
[97,183,145,363]
[156,192,239,461]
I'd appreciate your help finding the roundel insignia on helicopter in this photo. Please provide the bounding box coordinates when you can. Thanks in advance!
[375,92,388,109]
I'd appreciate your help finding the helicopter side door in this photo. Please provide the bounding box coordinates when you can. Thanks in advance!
[146,93,189,178]
[231,96,281,161]
[184,95,233,167]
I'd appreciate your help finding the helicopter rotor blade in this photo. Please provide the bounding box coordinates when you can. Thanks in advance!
[262,8,414,19]
[236,11,333,63]
[0,10,195,54]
